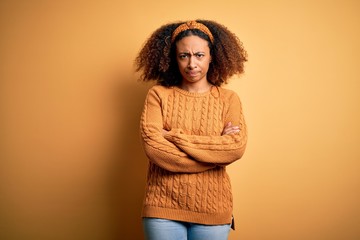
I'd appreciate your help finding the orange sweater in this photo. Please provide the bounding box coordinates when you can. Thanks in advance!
[140,85,247,226]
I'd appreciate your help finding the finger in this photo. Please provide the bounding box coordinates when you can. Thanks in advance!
[226,126,240,132]
[222,123,240,135]
[224,127,240,135]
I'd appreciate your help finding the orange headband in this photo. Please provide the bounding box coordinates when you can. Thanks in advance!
[171,20,214,43]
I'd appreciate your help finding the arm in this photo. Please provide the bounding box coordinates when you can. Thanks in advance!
[140,87,216,173]
[163,92,247,166]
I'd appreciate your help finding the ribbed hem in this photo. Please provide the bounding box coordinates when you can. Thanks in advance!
[141,205,232,226]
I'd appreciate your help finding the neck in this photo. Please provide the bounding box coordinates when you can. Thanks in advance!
[180,81,212,93]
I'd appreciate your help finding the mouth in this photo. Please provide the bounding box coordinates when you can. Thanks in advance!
[186,71,198,77]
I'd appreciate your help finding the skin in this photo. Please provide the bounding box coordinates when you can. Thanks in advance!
[163,35,239,136]
[175,35,212,93]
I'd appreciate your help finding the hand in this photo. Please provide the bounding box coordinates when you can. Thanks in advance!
[162,129,169,136]
[221,122,240,135]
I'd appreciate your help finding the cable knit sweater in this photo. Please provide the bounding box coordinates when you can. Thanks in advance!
[140,84,247,226]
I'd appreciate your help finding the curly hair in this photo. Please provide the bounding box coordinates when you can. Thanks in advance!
[135,19,247,86]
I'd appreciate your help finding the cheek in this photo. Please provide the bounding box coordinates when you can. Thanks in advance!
[177,60,187,69]
[201,61,211,70]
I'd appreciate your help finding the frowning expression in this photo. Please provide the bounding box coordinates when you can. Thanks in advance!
[176,35,212,85]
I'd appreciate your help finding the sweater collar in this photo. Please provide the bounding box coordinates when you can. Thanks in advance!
[172,85,220,98]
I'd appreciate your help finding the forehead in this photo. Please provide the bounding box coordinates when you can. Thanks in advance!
[175,35,210,52]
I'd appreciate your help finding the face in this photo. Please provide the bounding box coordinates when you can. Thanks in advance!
[175,35,211,86]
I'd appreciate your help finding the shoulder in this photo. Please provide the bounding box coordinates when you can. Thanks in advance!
[148,84,173,94]
[145,84,173,102]
[218,87,241,102]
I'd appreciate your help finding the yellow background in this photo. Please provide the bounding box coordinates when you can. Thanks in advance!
[1,0,359,239]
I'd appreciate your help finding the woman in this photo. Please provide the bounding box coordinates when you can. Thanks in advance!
[135,19,248,240]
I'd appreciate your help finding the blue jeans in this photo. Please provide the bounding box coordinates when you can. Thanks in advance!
[142,218,231,240]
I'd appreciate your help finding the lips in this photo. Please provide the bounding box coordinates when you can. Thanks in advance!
[187,71,198,77]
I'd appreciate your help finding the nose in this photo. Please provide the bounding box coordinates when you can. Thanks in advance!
[187,56,197,69]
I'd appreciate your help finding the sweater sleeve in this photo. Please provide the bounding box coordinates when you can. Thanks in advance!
[163,91,247,166]
[140,87,216,173]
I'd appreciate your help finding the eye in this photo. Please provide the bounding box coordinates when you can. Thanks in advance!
[195,53,205,58]
[178,54,188,59]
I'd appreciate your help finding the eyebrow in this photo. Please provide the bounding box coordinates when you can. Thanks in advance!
[178,51,205,54]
